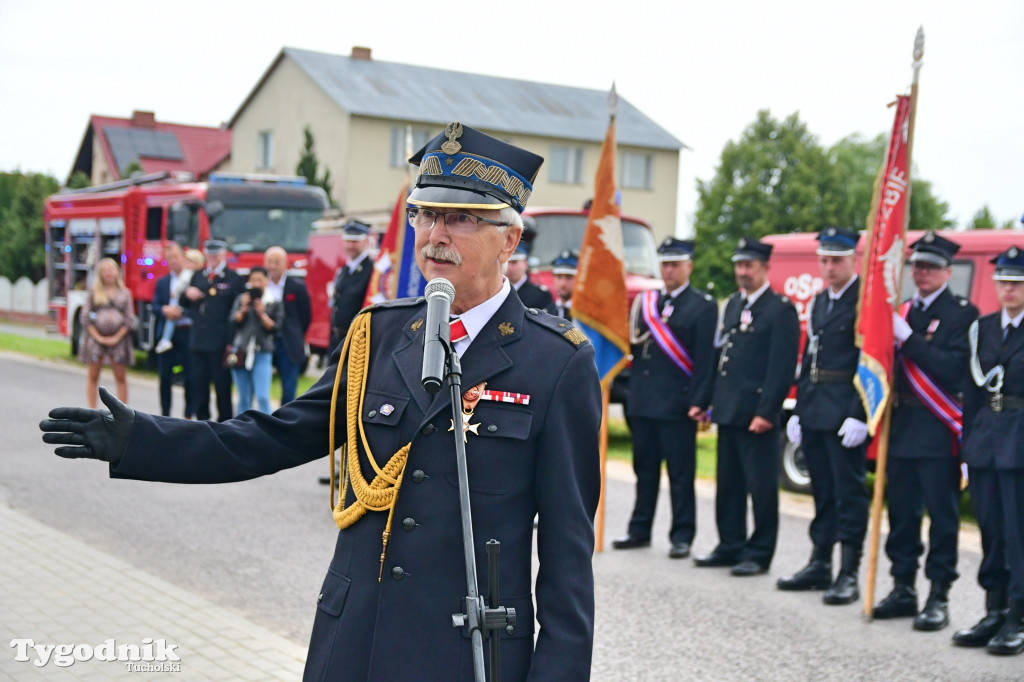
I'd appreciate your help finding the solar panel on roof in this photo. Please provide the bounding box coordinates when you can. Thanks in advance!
[104,126,185,172]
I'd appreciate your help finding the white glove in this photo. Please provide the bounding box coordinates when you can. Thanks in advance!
[892,312,913,343]
[838,418,868,448]
[786,415,802,446]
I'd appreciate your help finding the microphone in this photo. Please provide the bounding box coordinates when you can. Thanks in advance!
[421,277,456,393]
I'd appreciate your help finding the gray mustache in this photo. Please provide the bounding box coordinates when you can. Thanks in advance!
[421,244,463,266]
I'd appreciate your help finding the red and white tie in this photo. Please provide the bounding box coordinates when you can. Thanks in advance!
[449,318,468,343]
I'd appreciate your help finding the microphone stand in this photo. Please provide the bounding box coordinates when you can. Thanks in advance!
[443,345,516,682]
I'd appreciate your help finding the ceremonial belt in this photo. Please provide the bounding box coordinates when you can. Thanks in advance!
[896,301,963,440]
[809,369,855,384]
[640,290,693,377]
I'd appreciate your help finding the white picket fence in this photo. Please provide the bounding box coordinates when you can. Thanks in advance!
[0,276,49,315]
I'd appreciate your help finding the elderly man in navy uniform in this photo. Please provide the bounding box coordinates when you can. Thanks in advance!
[779,227,869,604]
[183,239,246,421]
[329,220,375,355]
[954,246,1024,655]
[873,231,978,631]
[506,225,557,314]
[613,238,717,558]
[551,250,578,319]
[40,122,602,681]
[694,237,799,576]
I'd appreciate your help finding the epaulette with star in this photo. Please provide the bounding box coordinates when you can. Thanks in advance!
[525,308,589,348]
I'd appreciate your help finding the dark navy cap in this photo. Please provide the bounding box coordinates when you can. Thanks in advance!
[342,220,371,241]
[552,249,579,275]
[203,239,228,254]
[991,245,1024,281]
[731,237,773,262]
[658,237,694,262]
[909,230,960,267]
[408,122,543,214]
[816,227,859,256]
[509,227,536,262]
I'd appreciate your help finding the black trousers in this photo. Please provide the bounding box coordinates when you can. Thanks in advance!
[885,457,961,584]
[714,424,779,567]
[157,326,194,418]
[970,467,1024,603]
[626,417,697,544]
[191,349,233,422]
[803,428,869,554]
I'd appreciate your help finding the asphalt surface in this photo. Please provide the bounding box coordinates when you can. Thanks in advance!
[2,347,1021,681]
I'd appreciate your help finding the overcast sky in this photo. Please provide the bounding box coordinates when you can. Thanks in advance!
[2,0,1021,236]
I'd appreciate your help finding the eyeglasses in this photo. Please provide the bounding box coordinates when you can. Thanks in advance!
[406,207,509,234]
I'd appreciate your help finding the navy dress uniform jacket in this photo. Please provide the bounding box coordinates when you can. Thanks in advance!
[514,277,557,316]
[794,282,866,430]
[182,268,246,352]
[963,312,1024,469]
[279,276,312,365]
[891,288,978,458]
[711,290,800,426]
[331,260,374,341]
[108,292,602,681]
[627,286,718,418]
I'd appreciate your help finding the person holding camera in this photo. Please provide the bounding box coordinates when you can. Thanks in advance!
[228,266,283,414]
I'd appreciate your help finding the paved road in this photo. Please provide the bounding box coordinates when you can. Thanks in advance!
[2,351,1019,680]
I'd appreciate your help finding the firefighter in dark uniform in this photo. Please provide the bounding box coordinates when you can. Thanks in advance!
[551,250,578,319]
[182,239,246,422]
[695,237,799,575]
[40,123,602,681]
[954,246,1024,655]
[507,224,557,314]
[873,231,978,631]
[328,220,374,355]
[613,238,717,558]
[778,227,870,605]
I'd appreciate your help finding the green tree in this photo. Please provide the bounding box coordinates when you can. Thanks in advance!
[296,126,334,203]
[0,172,60,281]
[967,206,997,229]
[66,171,91,189]
[120,160,143,178]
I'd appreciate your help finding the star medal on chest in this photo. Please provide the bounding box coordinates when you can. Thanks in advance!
[926,318,939,340]
[208,286,217,297]
[740,308,753,332]
[450,382,486,442]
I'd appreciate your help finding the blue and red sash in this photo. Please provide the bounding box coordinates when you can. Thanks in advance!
[896,301,963,440]
[640,290,693,377]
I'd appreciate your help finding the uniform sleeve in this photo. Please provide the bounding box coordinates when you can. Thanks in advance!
[961,319,985,442]
[689,298,719,410]
[901,302,978,392]
[755,300,799,420]
[530,345,601,681]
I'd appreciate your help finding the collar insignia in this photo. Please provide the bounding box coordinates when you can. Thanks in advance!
[411,318,424,331]
[498,322,515,336]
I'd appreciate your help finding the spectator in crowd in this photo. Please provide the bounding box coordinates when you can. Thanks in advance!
[329,221,374,354]
[78,257,135,408]
[183,239,245,422]
[264,246,311,405]
[552,249,579,319]
[507,223,557,314]
[153,244,202,418]
[228,266,283,414]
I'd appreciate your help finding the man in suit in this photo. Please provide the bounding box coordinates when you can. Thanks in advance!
[779,227,870,604]
[873,231,978,632]
[40,122,602,681]
[506,224,557,314]
[613,238,717,558]
[265,246,312,405]
[954,246,1024,655]
[182,240,245,422]
[695,237,799,576]
[551,250,578,319]
[153,242,196,418]
[328,220,374,355]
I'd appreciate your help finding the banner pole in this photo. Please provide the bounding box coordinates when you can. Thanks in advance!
[595,385,610,553]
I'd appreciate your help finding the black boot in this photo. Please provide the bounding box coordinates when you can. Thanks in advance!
[987,601,1024,656]
[823,545,860,605]
[777,547,832,591]
[953,589,1008,647]
[873,577,918,619]
[913,582,951,631]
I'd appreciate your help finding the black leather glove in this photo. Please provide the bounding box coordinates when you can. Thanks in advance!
[39,386,136,465]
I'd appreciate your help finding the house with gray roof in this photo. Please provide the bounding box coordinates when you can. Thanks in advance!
[228,46,685,238]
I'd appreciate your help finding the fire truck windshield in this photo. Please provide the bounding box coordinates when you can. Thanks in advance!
[528,213,659,277]
[210,206,324,254]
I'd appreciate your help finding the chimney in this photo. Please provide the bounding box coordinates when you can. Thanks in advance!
[351,46,372,61]
[131,110,156,129]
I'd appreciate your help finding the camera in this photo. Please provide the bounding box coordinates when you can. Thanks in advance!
[248,287,263,300]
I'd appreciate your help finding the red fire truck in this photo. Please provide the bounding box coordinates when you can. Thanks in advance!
[44,172,329,355]
[764,227,1024,492]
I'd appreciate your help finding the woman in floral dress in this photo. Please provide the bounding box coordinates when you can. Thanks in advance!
[78,258,135,408]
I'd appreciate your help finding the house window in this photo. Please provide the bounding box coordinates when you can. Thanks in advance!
[390,127,431,167]
[548,146,584,184]
[258,131,274,170]
[621,152,653,189]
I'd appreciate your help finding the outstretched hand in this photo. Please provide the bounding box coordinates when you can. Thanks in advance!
[39,387,135,464]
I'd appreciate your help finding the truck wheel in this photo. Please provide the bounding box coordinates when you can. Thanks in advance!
[71,318,81,357]
[779,434,812,494]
